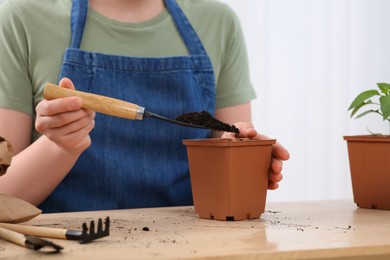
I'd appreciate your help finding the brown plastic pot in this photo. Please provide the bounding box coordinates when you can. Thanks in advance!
[344,135,390,210]
[183,138,276,221]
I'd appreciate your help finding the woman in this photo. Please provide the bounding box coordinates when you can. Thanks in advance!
[0,0,289,212]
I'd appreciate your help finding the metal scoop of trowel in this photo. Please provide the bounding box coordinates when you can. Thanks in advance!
[44,83,239,134]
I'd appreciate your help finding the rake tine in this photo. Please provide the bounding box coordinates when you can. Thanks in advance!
[89,221,96,236]
[97,218,103,233]
[90,220,96,236]
[79,217,110,244]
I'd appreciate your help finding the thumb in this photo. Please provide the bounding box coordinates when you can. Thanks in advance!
[235,122,257,138]
[221,122,257,138]
[58,77,76,90]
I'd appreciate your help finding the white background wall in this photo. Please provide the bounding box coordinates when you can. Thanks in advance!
[221,0,390,202]
[1,0,389,202]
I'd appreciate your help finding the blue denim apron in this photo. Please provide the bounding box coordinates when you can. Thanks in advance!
[39,0,215,212]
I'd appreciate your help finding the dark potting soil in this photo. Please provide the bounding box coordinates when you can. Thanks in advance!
[142,227,150,231]
[175,111,240,134]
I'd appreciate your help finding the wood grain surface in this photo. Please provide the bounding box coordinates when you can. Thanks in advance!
[1,200,390,260]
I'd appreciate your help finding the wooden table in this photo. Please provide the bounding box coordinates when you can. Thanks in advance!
[1,200,390,259]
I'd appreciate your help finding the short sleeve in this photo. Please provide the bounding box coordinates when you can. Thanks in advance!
[215,5,256,109]
[0,0,34,115]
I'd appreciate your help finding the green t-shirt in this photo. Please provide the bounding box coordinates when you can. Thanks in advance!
[0,0,255,122]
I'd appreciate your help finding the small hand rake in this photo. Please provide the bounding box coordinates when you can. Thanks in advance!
[0,217,110,244]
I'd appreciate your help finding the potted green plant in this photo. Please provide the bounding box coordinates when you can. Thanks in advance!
[344,82,390,210]
[183,138,275,221]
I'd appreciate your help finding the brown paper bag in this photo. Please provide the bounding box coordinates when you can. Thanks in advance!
[0,136,13,176]
[0,193,42,223]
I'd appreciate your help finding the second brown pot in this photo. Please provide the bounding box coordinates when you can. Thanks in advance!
[344,135,390,210]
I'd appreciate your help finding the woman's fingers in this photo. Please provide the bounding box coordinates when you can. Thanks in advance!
[271,142,290,161]
[37,110,95,138]
[270,157,283,174]
[35,77,95,154]
[50,118,95,151]
[268,181,279,190]
[36,96,83,115]
[36,98,90,129]
[221,121,290,190]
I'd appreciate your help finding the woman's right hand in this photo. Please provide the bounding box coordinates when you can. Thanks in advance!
[35,77,95,156]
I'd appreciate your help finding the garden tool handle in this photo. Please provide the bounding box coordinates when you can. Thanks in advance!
[44,83,144,120]
[0,226,26,247]
[0,223,67,240]
[0,225,63,252]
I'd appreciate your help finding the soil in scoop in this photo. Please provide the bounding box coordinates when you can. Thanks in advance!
[175,111,240,134]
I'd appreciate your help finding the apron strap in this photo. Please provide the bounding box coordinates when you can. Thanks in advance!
[70,0,89,49]
[164,0,208,56]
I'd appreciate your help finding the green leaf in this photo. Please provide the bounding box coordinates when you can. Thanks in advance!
[379,95,390,120]
[377,83,390,95]
[350,100,374,117]
[354,109,379,119]
[348,89,380,111]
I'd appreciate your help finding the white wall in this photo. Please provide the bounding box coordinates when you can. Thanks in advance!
[222,0,390,202]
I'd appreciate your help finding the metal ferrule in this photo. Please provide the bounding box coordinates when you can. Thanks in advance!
[136,106,145,120]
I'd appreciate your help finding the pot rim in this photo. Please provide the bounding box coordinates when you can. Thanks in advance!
[344,135,390,143]
[183,138,276,147]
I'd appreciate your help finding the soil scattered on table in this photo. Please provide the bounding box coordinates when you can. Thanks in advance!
[142,227,150,231]
[176,111,240,134]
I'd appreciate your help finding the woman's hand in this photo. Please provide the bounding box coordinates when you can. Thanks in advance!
[222,122,290,190]
[35,78,95,156]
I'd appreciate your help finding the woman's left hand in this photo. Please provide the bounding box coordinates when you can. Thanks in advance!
[221,122,290,190]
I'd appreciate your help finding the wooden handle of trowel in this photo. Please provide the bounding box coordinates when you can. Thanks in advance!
[0,222,67,240]
[44,83,141,120]
[0,226,26,247]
